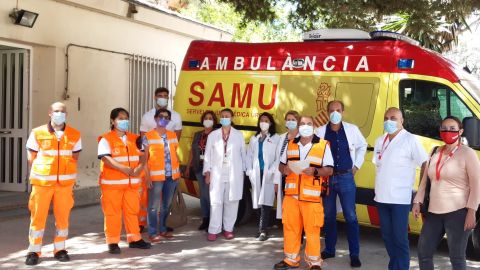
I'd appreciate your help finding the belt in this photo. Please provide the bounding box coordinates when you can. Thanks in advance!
[333,169,352,175]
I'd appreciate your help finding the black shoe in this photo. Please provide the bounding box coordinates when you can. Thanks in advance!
[309,266,322,270]
[350,256,362,268]
[54,250,70,262]
[321,251,335,260]
[198,217,209,231]
[257,232,268,241]
[273,260,298,270]
[167,227,174,232]
[108,244,121,254]
[129,239,152,249]
[25,252,39,266]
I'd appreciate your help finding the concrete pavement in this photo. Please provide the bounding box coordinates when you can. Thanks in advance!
[1,195,480,270]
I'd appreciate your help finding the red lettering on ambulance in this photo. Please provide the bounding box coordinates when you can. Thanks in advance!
[189,81,205,106]
[258,84,277,110]
[231,83,253,108]
[207,83,226,107]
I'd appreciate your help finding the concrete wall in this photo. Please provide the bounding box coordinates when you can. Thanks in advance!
[0,0,231,190]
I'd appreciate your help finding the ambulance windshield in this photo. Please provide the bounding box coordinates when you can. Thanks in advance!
[460,79,480,104]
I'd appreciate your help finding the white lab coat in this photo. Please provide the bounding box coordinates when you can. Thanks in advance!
[246,133,281,209]
[315,121,368,169]
[203,127,246,204]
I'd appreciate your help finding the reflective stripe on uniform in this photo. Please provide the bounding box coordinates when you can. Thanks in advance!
[30,173,77,181]
[284,252,299,263]
[303,189,321,197]
[28,244,42,252]
[100,178,141,185]
[167,139,178,144]
[150,170,166,176]
[308,156,323,165]
[39,150,73,156]
[29,229,44,239]
[287,150,298,156]
[285,183,296,189]
[54,241,65,250]
[113,156,139,162]
[148,139,163,144]
[56,229,69,237]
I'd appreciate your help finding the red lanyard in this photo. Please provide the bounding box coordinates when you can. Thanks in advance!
[378,135,390,160]
[222,128,230,157]
[435,145,459,180]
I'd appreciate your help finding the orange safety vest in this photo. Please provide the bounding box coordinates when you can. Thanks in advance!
[29,124,81,186]
[98,131,142,189]
[145,130,180,181]
[284,136,329,203]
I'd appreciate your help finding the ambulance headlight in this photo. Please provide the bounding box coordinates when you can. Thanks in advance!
[397,59,415,69]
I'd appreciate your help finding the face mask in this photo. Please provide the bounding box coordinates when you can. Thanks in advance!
[158,118,169,127]
[329,111,342,125]
[220,118,231,127]
[383,120,398,135]
[203,119,214,128]
[156,98,168,107]
[259,122,270,132]
[440,131,460,144]
[285,120,297,131]
[51,112,66,125]
[299,125,314,137]
[116,120,129,132]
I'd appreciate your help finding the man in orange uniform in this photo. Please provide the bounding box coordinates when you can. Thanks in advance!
[274,116,334,270]
[25,102,82,266]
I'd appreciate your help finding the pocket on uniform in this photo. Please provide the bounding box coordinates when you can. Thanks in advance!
[313,205,324,228]
[32,164,53,176]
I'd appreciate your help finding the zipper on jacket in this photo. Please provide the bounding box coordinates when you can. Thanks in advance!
[57,139,60,184]
[126,145,131,186]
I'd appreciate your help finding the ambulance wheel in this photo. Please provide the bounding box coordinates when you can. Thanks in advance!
[468,221,480,260]
[236,180,253,225]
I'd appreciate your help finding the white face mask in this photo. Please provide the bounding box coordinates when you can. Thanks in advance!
[51,112,66,125]
[203,119,214,128]
[298,124,314,137]
[259,122,270,132]
[156,98,168,107]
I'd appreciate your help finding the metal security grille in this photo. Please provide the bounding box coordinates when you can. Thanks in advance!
[0,49,29,192]
[128,55,176,133]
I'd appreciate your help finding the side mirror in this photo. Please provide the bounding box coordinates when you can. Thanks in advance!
[463,117,480,149]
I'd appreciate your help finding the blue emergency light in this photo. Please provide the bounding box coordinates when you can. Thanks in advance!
[397,59,415,69]
[189,60,200,69]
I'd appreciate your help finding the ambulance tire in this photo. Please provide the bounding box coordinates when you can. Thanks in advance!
[468,221,480,260]
[236,177,253,225]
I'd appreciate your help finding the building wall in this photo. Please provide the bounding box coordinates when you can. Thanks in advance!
[0,0,231,189]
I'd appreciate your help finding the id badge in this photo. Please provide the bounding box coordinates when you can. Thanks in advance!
[200,154,205,160]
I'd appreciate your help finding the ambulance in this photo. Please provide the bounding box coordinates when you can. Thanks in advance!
[174,29,480,254]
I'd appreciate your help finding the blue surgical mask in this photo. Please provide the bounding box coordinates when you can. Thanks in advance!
[220,118,231,127]
[51,112,66,125]
[384,120,398,134]
[285,120,297,131]
[158,118,170,127]
[116,120,129,132]
[329,111,342,125]
[299,125,314,137]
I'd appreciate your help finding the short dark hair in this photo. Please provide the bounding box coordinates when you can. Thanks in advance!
[442,116,463,129]
[201,110,218,126]
[154,108,171,119]
[256,112,276,136]
[155,87,169,96]
[327,100,345,111]
[220,108,234,117]
[110,107,129,130]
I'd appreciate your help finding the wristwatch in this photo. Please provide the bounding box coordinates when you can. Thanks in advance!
[313,168,319,177]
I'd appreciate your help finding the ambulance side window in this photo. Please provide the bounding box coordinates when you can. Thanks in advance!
[399,79,473,139]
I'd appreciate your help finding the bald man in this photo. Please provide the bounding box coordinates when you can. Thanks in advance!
[373,107,428,270]
[25,102,82,266]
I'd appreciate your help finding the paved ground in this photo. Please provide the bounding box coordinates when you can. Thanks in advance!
[1,195,480,270]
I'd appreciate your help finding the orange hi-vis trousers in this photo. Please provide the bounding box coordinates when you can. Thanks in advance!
[28,184,74,255]
[282,195,324,268]
[138,177,148,227]
[101,187,142,244]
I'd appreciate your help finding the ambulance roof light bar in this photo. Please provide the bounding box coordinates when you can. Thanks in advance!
[370,31,420,46]
[303,29,371,41]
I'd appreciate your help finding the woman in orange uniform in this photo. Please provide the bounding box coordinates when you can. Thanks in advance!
[98,108,151,254]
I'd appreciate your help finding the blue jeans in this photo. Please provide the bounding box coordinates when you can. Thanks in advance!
[195,171,210,218]
[147,177,179,236]
[377,202,411,270]
[322,172,360,257]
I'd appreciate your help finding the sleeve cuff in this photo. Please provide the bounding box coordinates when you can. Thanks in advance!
[98,154,111,160]
[73,149,82,153]
[27,147,38,153]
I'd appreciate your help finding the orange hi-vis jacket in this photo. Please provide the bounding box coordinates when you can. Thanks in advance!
[285,136,329,203]
[145,129,180,181]
[99,131,141,189]
[29,124,81,186]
